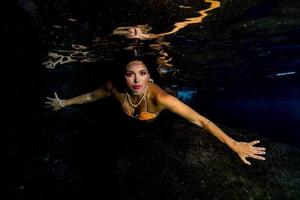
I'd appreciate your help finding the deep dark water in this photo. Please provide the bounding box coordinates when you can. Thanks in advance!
[6,0,300,199]
[186,74,300,148]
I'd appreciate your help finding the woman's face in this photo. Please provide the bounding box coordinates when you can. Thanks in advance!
[124,60,150,94]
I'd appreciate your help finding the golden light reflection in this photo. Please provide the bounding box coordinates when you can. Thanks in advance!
[44,0,221,70]
[145,0,221,38]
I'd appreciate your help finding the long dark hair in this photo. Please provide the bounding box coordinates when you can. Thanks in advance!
[111,49,162,92]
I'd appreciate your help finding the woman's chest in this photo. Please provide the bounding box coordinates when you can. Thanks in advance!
[114,92,160,120]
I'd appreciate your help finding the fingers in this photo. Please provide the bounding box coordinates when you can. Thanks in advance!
[46,92,60,101]
[249,140,260,146]
[256,147,266,151]
[237,140,267,165]
[43,104,52,109]
[46,97,54,101]
[253,148,266,155]
[254,151,266,156]
[251,153,266,160]
[45,93,64,111]
[250,142,266,155]
[240,156,251,165]
[54,92,59,99]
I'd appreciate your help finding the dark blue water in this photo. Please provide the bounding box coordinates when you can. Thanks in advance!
[167,22,300,148]
[175,66,300,148]
[12,0,300,149]
[204,80,298,146]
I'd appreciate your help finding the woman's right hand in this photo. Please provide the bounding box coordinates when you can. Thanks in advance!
[44,92,66,111]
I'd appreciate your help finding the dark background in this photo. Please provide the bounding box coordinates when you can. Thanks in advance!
[5,0,300,199]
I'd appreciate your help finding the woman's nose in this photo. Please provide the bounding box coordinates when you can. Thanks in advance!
[134,76,139,83]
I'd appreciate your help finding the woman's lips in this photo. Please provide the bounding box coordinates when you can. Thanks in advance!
[132,85,143,90]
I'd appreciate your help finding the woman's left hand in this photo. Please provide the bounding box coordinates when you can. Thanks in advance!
[232,140,266,165]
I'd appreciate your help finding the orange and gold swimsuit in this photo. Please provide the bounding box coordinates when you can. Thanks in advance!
[122,93,158,121]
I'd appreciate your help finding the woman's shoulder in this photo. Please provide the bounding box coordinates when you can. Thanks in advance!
[149,82,165,94]
[98,80,112,89]
[148,83,172,102]
[109,81,127,101]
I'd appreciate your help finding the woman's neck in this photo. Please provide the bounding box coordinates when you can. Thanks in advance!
[125,85,149,108]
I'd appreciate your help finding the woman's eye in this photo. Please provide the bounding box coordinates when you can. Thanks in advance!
[125,73,133,77]
[140,71,147,75]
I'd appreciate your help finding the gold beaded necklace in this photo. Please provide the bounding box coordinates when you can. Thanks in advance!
[125,85,148,108]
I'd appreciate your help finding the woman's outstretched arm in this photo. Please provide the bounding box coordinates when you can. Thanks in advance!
[156,90,266,165]
[45,81,113,111]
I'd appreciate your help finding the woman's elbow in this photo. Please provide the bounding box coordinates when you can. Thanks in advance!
[190,119,205,127]
[89,90,110,101]
[191,116,211,128]
[85,93,94,102]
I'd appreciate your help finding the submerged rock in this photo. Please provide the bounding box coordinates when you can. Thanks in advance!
[113,118,300,200]
[7,109,300,199]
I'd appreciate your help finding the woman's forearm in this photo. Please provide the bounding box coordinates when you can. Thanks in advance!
[63,93,91,107]
[202,120,237,150]
[62,83,112,107]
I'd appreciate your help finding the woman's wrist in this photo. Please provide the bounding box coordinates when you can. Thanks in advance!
[58,99,66,107]
[227,139,238,151]
[83,94,89,103]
